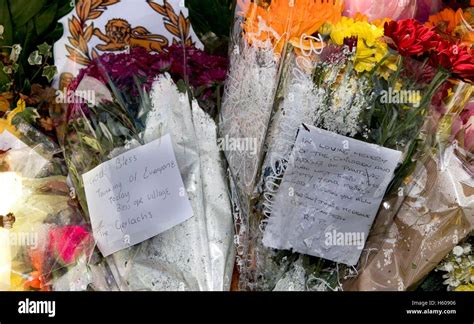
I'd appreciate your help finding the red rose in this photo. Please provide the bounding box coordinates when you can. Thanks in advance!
[431,40,474,82]
[384,19,440,57]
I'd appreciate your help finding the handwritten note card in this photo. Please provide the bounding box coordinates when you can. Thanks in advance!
[83,134,193,256]
[263,125,402,266]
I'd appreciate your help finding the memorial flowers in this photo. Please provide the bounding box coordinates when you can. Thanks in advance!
[437,242,474,291]
[61,41,234,291]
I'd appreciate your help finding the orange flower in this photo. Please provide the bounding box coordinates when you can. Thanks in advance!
[24,249,50,291]
[426,8,474,47]
[237,0,343,53]
[427,8,469,34]
[0,95,10,113]
[352,12,391,28]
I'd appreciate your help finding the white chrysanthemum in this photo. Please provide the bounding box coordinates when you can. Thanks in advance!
[453,246,464,257]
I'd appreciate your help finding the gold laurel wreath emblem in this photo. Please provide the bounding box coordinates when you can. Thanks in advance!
[66,0,194,66]
[147,0,194,46]
[66,0,120,65]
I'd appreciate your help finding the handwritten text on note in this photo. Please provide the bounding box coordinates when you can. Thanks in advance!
[263,125,402,266]
[83,134,193,256]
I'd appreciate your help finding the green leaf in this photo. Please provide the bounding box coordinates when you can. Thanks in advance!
[0,0,13,46]
[57,0,74,18]
[185,0,235,54]
[42,65,57,82]
[37,42,52,57]
[8,0,48,28]
[0,62,11,91]
[34,2,58,36]
[14,107,40,124]
[99,122,114,145]
[28,50,43,65]
[81,135,101,152]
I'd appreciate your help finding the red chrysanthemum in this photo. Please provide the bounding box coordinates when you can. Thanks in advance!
[384,19,440,57]
[431,40,474,82]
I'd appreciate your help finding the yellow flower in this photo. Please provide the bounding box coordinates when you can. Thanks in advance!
[455,283,474,291]
[0,99,26,137]
[10,272,27,291]
[327,16,391,74]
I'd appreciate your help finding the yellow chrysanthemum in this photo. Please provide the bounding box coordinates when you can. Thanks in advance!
[455,283,474,291]
[328,16,390,73]
[0,99,26,137]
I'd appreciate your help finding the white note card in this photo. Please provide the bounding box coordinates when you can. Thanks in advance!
[263,124,402,266]
[83,134,193,256]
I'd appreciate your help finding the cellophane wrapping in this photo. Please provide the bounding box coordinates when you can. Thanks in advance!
[58,34,235,290]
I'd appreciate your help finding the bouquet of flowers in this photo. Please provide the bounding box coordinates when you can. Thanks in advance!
[436,239,474,291]
[220,0,344,289]
[343,11,474,291]
[0,115,107,291]
[226,2,474,289]
[0,1,73,140]
[60,43,234,291]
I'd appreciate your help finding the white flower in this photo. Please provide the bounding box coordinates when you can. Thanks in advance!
[453,245,464,257]
[10,44,22,63]
[440,263,454,272]
[0,25,4,39]
[443,277,461,287]
[463,244,471,255]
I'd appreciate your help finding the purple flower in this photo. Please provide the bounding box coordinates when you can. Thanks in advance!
[68,45,229,118]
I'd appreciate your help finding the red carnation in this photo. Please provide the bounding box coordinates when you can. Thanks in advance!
[384,19,440,57]
[431,40,474,82]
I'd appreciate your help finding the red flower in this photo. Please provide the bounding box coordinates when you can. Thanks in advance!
[431,40,474,82]
[48,226,92,265]
[384,19,440,57]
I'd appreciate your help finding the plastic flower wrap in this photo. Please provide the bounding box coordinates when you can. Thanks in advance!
[221,0,344,289]
[340,32,474,289]
[343,82,473,291]
[452,99,474,153]
[220,0,343,196]
[343,0,417,21]
[436,242,474,291]
[60,44,234,291]
[0,118,107,291]
[232,15,474,290]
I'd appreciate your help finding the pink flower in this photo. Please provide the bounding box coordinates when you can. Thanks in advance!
[453,101,474,152]
[461,103,474,151]
[48,226,92,265]
[344,0,417,21]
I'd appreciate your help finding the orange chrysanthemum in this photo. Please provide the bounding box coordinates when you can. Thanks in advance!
[427,8,470,34]
[427,8,474,47]
[238,0,343,53]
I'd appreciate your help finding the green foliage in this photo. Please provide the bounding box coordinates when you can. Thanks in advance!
[0,0,73,90]
[185,0,235,54]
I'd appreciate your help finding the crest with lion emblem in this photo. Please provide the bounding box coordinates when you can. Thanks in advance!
[63,0,196,66]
